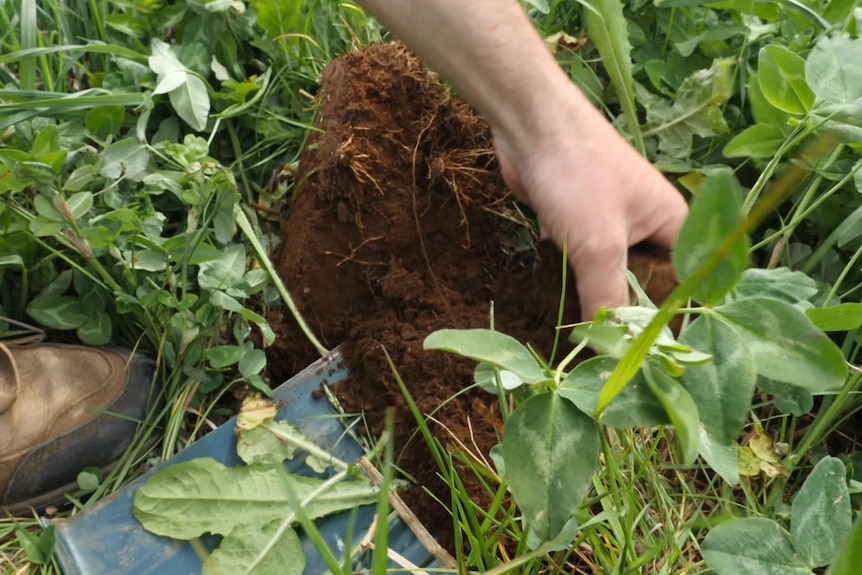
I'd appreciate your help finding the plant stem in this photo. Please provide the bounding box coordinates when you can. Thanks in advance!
[262,420,350,471]
[234,203,329,357]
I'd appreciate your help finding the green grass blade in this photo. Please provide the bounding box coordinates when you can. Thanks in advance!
[0,44,146,65]
[19,0,36,90]
[583,0,645,154]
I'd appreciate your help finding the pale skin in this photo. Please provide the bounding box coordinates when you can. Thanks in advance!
[357,0,690,320]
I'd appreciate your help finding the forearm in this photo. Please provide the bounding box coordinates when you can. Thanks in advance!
[356,0,602,154]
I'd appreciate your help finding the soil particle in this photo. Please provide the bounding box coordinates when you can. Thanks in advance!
[267,42,677,549]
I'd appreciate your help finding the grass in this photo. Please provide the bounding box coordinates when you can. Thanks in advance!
[2,0,862,573]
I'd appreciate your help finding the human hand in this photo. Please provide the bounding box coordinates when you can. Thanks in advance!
[492,88,689,321]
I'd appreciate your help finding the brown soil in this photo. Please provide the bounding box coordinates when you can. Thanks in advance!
[267,43,677,550]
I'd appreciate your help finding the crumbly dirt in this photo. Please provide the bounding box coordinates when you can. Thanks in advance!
[266,42,677,550]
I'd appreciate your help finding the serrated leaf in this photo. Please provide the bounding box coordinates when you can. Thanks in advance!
[702,518,810,575]
[806,303,862,331]
[204,520,304,575]
[236,423,298,466]
[501,393,599,543]
[560,356,670,427]
[714,297,847,391]
[672,171,749,304]
[424,329,547,384]
[679,313,756,445]
[134,458,379,539]
[638,59,734,159]
[757,45,815,114]
[642,361,700,464]
[791,456,852,568]
[723,124,785,158]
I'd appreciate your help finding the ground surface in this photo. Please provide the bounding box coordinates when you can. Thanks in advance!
[267,42,677,546]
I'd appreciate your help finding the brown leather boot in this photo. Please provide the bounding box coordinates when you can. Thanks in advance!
[0,342,159,514]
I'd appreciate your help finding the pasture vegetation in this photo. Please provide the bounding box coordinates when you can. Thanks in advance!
[2,0,862,573]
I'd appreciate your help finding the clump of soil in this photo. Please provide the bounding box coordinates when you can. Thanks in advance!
[267,42,677,549]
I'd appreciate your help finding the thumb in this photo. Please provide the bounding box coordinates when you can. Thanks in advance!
[569,235,630,322]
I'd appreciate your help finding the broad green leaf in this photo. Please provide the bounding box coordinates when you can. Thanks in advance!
[236,423,298,466]
[26,295,89,330]
[129,249,168,272]
[169,74,210,132]
[584,0,644,153]
[31,125,59,157]
[149,38,188,94]
[100,138,150,181]
[570,321,630,357]
[424,329,547,383]
[238,348,266,377]
[679,314,756,444]
[749,74,791,130]
[723,124,785,158]
[77,311,112,345]
[501,393,599,543]
[205,345,242,369]
[757,45,815,114]
[702,518,810,575]
[733,268,818,305]
[252,0,302,40]
[714,297,848,391]
[204,520,303,575]
[33,193,63,222]
[824,0,856,24]
[560,357,670,427]
[671,171,748,304]
[64,164,99,192]
[134,458,379,539]
[760,378,814,416]
[806,303,862,331]
[66,192,93,220]
[827,515,862,575]
[642,361,700,464]
[805,35,862,107]
[791,457,851,568]
[474,362,524,393]
[699,427,739,485]
[84,105,125,140]
[637,59,734,159]
[198,244,247,292]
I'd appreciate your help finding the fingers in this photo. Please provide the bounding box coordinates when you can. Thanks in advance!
[568,233,630,322]
[642,185,689,250]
